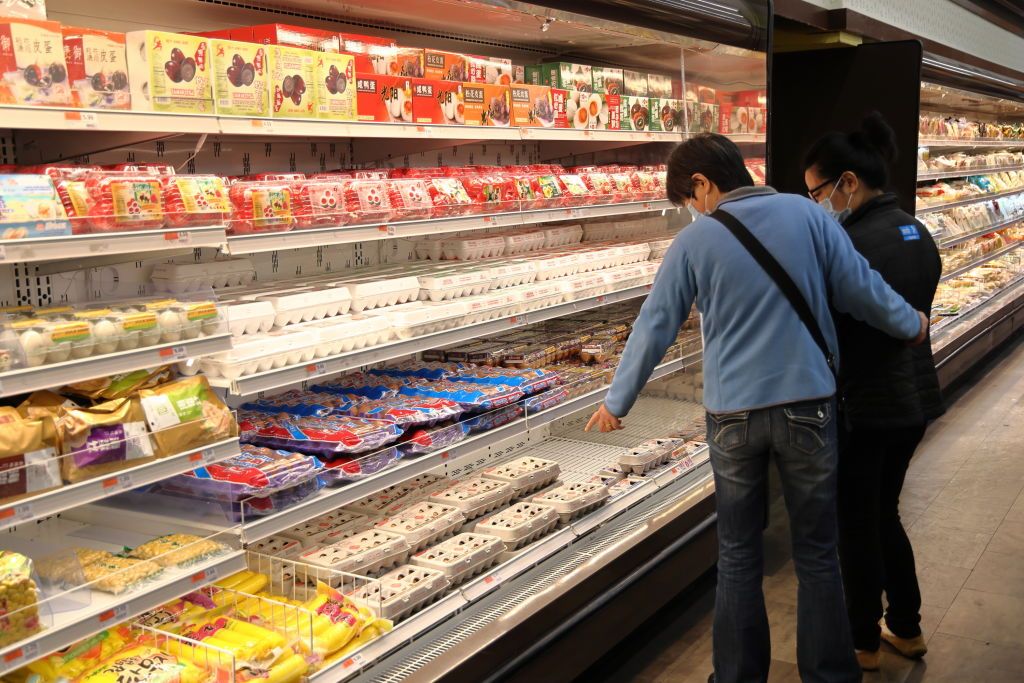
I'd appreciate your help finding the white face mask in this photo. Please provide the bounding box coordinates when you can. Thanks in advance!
[687,203,703,223]
[820,181,851,223]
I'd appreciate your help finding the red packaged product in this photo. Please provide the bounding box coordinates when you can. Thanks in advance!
[634,171,660,200]
[353,169,390,179]
[342,179,394,224]
[84,172,165,232]
[532,174,565,208]
[578,172,617,204]
[425,177,473,217]
[227,181,296,234]
[291,180,347,228]
[245,172,307,182]
[610,172,641,201]
[103,163,176,176]
[460,174,517,214]
[558,174,592,207]
[161,174,231,228]
[511,174,544,211]
[387,179,433,221]
[310,172,354,180]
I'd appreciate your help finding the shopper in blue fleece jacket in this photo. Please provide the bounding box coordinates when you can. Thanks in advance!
[586,134,927,683]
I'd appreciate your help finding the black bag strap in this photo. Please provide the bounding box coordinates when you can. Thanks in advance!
[711,208,837,377]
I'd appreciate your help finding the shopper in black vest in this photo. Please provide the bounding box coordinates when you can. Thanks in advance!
[803,112,944,672]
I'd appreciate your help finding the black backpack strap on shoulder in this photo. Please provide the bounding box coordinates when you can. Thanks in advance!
[711,208,837,377]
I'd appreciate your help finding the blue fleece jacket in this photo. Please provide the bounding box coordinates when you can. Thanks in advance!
[604,186,921,416]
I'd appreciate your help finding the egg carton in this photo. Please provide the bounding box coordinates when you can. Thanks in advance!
[199,329,317,379]
[374,501,466,552]
[531,482,610,524]
[413,237,445,261]
[330,274,421,313]
[501,230,546,255]
[648,237,674,260]
[581,221,620,243]
[480,456,561,496]
[256,285,352,327]
[557,273,611,301]
[281,510,371,547]
[620,438,679,475]
[299,530,411,582]
[604,264,647,291]
[429,477,516,520]
[486,260,538,289]
[248,534,304,558]
[473,501,559,550]
[618,242,653,264]
[347,564,450,622]
[410,532,505,585]
[151,258,255,293]
[509,283,566,313]
[542,225,583,248]
[532,253,582,281]
[418,271,493,302]
[458,292,515,325]
[222,300,276,337]
[291,316,393,357]
[342,475,447,518]
[365,301,469,340]
[607,477,646,498]
[441,235,506,260]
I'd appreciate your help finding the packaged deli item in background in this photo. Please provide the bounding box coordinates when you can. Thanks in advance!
[623,69,647,96]
[526,62,592,92]
[139,375,237,458]
[0,18,72,106]
[62,26,131,109]
[239,412,402,458]
[58,397,155,484]
[125,30,212,113]
[0,407,60,505]
[592,67,623,95]
[0,174,71,240]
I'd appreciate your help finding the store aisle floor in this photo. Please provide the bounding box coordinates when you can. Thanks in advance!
[583,336,1024,683]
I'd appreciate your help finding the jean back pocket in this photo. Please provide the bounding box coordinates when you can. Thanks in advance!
[783,402,831,455]
[707,411,750,451]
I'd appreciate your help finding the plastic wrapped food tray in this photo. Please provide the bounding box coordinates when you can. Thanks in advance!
[619,438,678,474]
[429,477,516,520]
[418,270,493,302]
[523,387,569,415]
[256,285,352,326]
[151,259,256,293]
[222,300,276,337]
[199,330,316,380]
[480,456,561,496]
[291,316,393,357]
[331,274,421,312]
[374,501,466,552]
[239,412,403,458]
[410,532,506,585]
[473,501,559,550]
[347,564,450,622]
[532,482,610,523]
[299,530,410,582]
[365,301,469,340]
[282,510,371,547]
[399,421,470,457]
[441,235,506,260]
[249,534,304,558]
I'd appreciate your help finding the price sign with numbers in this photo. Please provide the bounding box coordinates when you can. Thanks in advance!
[306,362,328,377]
[98,603,129,624]
[158,345,187,361]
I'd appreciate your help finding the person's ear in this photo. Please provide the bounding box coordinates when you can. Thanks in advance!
[840,171,858,195]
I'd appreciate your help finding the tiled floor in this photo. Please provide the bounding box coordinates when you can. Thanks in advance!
[586,336,1024,682]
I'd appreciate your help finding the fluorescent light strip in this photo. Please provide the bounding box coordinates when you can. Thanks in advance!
[923,57,1020,88]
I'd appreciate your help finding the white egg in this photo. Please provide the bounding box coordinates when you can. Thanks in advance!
[178,308,202,340]
[69,323,94,359]
[443,97,455,121]
[566,98,579,123]
[389,90,403,119]
[157,309,183,343]
[45,336,72,364]
[93,319,120,354]
[18,329,48,367]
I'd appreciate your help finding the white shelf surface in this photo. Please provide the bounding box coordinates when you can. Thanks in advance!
[0,438,240,532]
[920,138,1024,149]
[0,226,226,265]
[0,334,232,399]
[940,241,1024,282]
[211,284,655,397]
[917,164,1024,182]
[916,187,1024,215]
[938,214,1024,248]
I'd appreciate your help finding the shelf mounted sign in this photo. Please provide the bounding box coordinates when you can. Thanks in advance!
[64,111,99,129]
[158,345,188,361]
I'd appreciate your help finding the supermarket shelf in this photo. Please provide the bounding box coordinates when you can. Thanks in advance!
[0,334,232,399]
[919,137,1024,149]
[0,549,246,675]
[941,241,1024,282]
[0,438,240,532]
[224,201,674,255]
[235,352,700,543]
[916,187,1024,215]
[211,285,655,397]
[0,226,225,265]
[917,164,1024,182]
[939,214,1024,247]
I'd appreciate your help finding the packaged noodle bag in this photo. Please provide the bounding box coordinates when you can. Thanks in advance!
[0,406,62,504]
[139,375,237,457]
[58,397,156,483]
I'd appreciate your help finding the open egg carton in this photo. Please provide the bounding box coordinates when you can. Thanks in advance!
[329,272,421,312]
[248,534,305,558]
[374,501,466,552]
[282,510,372,548]
[473,501,560,551]
[429,477,517,520]
[418,270,493,302]
[607,476,647,498]
[344,474,449,517]
[542,224,584,248]
[620,438,683,475]
[151,258,256,294]
[441,235,506,260]
[365,301,469,340]
[199,328,317,380]
[531,482,611,524]
[461,291,519,325]
[291,315,394,356]
[299,529,411,583]
[347,564,451,622]
[256,285,353,327]
[411,532,506,585]
[480,456,561,497]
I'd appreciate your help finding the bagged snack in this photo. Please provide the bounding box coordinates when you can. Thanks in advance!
[80,645,209,683]
[128,533,227,569]
[398,380,524,412]
[343,396,464,428]
[139,375,238,458]
[23,626,136,682]
[83,555,164,594]
[58,398,155,484]
[0,551,41,647]
[62,365,175,401]
[398,421,469,456]
[0,407,61,504]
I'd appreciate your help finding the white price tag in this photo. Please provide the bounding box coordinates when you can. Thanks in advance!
[250,119,273,132]
[307,362,327,377]
[342,653,367,670]
[98,603,129,624]
[2,641,38,665]
[188,447,217,466]
[65,111,99,128]
[0,503,33,525]
[415,125,432,137]
[378,225,396,236]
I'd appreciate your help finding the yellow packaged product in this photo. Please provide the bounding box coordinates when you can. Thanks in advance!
[23,625,136,682]
[80,645,210,683]
[331,618,394,662]
[172,616,285,666]
[0,406,61,505]
[58,397,157,484]
[138,376,238,458]
[83,556,164,595]
[128,533,227,569]
[0,551,42,648]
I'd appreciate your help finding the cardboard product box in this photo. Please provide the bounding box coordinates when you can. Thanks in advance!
[315,52,356,120]
[510,84,554,128]
[461,83,510,126]
[719,100,750,135]
[468,55,513,85]
[623,69,647,96]
[619,94,651,132]
[211,38,270,117]
[125,30,212,113]
[672,78,683,99]
[411,78,463,124]
[696,102,718,133]
[243,23,340,52]
[512,64,525,84]
[0,18,71,106]
[424,49,469,81]
[192,29,234,41]
[647,73,672,98]
[565,91,618,130]
[698,85,717,104]
[389,47,424,77]
[268,44,316,118]
[355,72,412,123]
[592,67,623,95]
[0,174,71,239]
[550,87,569,128]
[526,62,592,92]
[648,97,684,133]
[733,89,765,107]
[62,26,130,110]
[339,33,396,75]
[749,107,766,134]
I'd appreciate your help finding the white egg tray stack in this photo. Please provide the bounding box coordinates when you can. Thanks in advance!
[282,510,371,547]
[347,564,451,622]
[291,316,393,356]
[508,282,567,313]
[542,224,583,248]
[344,474,448,517]
[151,258,255,293]
[411,533,506,585]
[474,502,560,551]
[620,438,679,475]
[222,300,276,337]
[461,292,518,325]
[412,236,445,260]
[430,478,517,520]
[620,242,653,264]
[532,253,582,281]
[441,235,506,260]
[300,529,411,582]
[200,329,316,379]
[257,285,353,327]
[374,501,466,552]
[330,274,421,313]
[582,221,621,243]
[501,230,546,255]
[557,273,611,301]
[418,271,493,302]
[604,264,648,291]
[481,456,561,497]
[486,261,538,289]
[365,301,469,340]
[532,482,610,524]
[648,238,674,260]
[248,534,304,558]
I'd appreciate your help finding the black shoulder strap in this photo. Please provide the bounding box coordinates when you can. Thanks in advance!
[711,208,837,377]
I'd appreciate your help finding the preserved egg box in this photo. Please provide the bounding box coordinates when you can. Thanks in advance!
[460,83,511,127]
[592,67,623,95]
[467,55,513,85]
[430,477,516,520]
[268,44,316,118]
[410,78,462,125]
[509,84,555,128]
[242,23,341,52]
[338,33,396,75]
[355,73,412,123]
[374,501,465,552]
[474,501,559,550]
[315,52,356,121]
[347,564,450,621]
[647,73,672,98]
[0,18,71,106]
[211,39,270,117]
[531,482,609,524]
[480,456,560,496]
[281,510,370,546]
[126,31,212,113]
[623,69,647,97]
[423,49,468,81]
[620,95,651,132]
[526,62,592,92]
[648,97,684,133]
[299,529,410,582]
[411,532,505,585]
[62,26,130,110]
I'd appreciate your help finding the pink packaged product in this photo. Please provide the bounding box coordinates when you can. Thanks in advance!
[398,421,469,456]
[293,179,347,228]
[458,174,518,214]
[343,178,394,224]
[227,180,297,234]
[387,179,433,221]
[574,170,617,204]
[425,177,474,217]
[558,174,592,207]
[84,171,165,231]
[238,411,403,457]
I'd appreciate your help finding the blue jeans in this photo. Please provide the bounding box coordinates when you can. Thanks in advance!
[707,398,860,683]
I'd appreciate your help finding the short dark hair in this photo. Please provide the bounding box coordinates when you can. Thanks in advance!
[803,111,897,190]
[666,133,754,205]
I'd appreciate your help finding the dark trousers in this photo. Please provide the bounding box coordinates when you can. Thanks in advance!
[707,398,861,683]
[837,423,926,651]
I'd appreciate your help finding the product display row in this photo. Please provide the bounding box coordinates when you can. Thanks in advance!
[917,149,1024,177]
[915,170,1024,210]
[919,112,1024,141]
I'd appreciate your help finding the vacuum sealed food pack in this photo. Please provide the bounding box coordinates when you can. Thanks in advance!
[396,380,525,412]
[226,180,297,235]
[397,421,469,457]
[161,174,231,228]
[318,446,400,486]
[388,178,434,221]
[239,412,403,457]
[83,172,165,232]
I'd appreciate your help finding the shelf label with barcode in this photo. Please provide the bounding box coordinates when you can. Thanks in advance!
[306,362,328,377]
[158,345,187,361]
[102,474,134,491]
[163,231,191,245]
[191,566,219,583]
[250,119,273,131]
[65,111,99,128]
[566,208,584,218]
[483,572,502,586]
[377,225,396,236]
[188,447,218,465]
[98,603,129,624]
[0,503,33,525]
[2,642,38,665]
